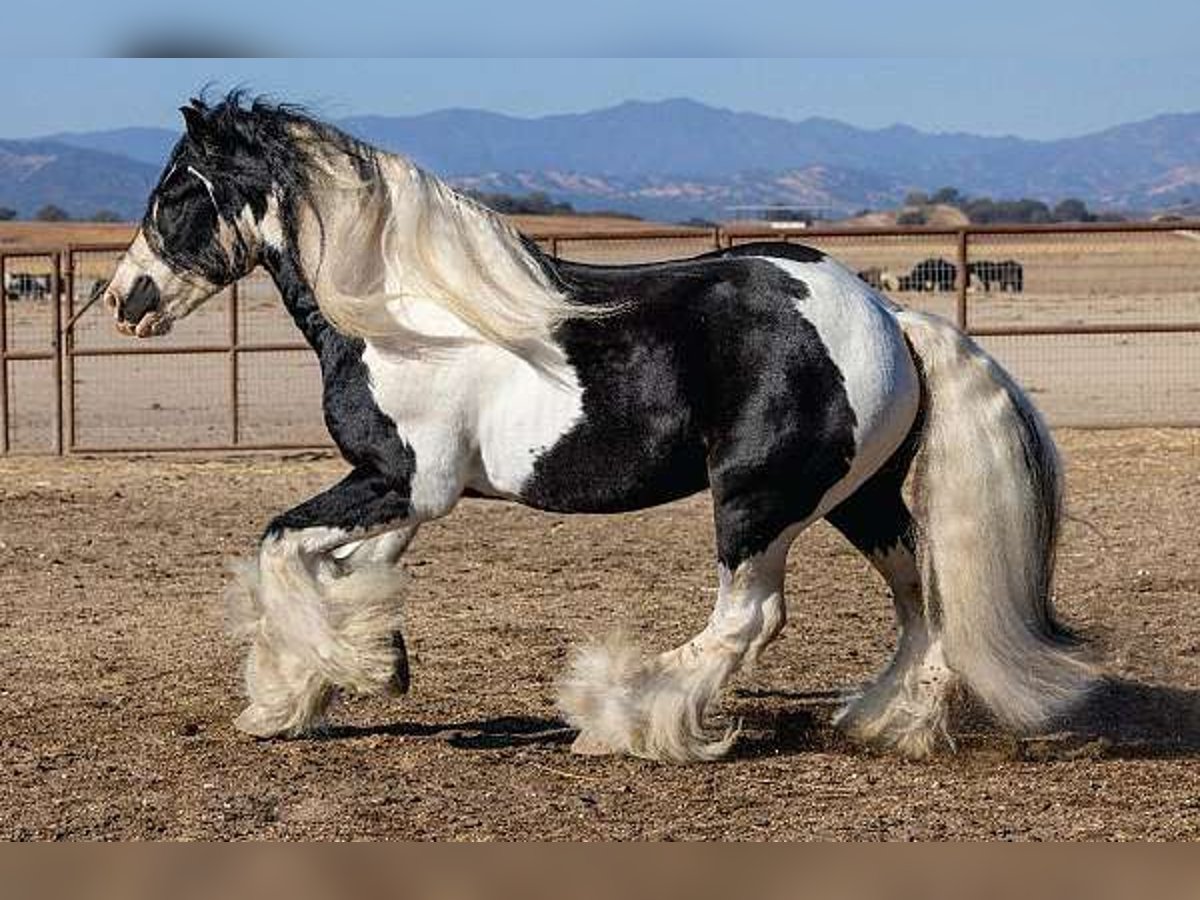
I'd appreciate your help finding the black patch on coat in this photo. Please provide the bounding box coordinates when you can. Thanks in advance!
[521,249,857,569]
[825,432,919,559]
[266,465,410,537]
[262,244,417,524]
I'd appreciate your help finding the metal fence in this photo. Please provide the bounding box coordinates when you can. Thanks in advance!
[2,221,1199,455]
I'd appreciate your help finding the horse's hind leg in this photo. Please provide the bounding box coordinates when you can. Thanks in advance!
[825,468,957,758]
[229,467,414,739]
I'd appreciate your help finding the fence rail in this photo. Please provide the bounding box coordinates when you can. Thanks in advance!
[2,220,1199,455]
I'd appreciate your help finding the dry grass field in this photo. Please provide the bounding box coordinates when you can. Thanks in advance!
[1,429,1199,840]
[0,222,138,252]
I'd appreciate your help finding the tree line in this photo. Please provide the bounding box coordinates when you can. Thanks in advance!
[899,187,1125,225]
[463,190,642,221]
[0,206,125,223]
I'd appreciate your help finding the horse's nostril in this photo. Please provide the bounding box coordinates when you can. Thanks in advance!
[120,275,161,323]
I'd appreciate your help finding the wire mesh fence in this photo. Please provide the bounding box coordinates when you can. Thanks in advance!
[1,251,62,454]
[962,228,1200,426]
[0,222,1197,455]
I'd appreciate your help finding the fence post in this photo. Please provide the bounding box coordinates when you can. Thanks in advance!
[956,229,969,331]
[51,253,63,455]
[63,250,76,454]
[0,255,7,455]
[228,282,240,447]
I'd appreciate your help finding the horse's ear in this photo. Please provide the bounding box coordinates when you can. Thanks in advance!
[179,106,209,145]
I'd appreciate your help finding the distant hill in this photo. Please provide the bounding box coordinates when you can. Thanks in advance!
[46,127,180,167]
[7,99,1200,221]
[0,139,158,220]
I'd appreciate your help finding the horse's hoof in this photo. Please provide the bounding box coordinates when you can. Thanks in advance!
[570,731,619,756]
[234,705,288,739]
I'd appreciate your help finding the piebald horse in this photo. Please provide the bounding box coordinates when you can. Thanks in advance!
[102,94,1094,762]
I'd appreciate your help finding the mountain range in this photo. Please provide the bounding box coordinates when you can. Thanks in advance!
[4,98,1200,222]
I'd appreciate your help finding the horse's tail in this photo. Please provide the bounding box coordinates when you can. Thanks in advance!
[896,309,1096,731]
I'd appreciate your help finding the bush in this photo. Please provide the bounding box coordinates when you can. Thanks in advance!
[1052,198,1094,222]
[465,190,575,216]
[897,208,928,226]
[0,207,17,221]
[90,210,124,223]
[34,204,71,222]
[962,197,1052,225]
[930,186,963,205]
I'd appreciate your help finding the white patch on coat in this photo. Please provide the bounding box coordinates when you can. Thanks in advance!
[763,256,920,511]
[361,308,584,514]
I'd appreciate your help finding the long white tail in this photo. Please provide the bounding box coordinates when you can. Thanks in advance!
[897,310,1095,731]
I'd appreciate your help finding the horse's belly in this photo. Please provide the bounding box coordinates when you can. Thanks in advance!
[517,429,710,513]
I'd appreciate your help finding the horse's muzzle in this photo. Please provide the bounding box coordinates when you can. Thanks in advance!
[110,274,172,338]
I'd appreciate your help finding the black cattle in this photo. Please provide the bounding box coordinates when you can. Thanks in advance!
[968,259,1024,293]
[997,259,1024,293]
[902,257,957,292]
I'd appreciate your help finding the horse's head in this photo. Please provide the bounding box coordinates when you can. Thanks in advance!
[104,99,281,337]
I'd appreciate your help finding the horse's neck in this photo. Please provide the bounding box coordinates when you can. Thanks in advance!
[264,247,334,351]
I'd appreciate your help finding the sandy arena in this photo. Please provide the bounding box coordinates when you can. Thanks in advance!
[1,429,1198,840]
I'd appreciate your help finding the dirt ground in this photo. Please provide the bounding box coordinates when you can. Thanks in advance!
[1,429,1199,840]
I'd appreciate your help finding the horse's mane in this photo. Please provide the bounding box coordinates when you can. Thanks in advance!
[186,91,611,356]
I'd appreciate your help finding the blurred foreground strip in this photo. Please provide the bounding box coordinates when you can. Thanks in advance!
[4,848,1200,898]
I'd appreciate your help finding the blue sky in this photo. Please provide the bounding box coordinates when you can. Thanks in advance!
[5,57,1200,141]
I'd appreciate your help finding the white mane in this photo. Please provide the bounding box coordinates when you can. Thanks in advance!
[303,146,610,353]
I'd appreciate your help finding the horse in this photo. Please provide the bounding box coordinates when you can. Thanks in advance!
[907,258,958,293]
[100,93,1095,762]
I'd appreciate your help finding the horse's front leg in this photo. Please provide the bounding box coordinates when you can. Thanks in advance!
[229,466,420,738]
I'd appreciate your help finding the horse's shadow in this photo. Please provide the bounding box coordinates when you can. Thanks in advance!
[1064,677,1200,759]
[311,679,1200,759]
[318,715,575,750]
[731,678,1200,760]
